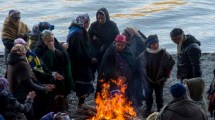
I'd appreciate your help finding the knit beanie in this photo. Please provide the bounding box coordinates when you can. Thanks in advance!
[115,34,126,43]
[146,34,159,48]
[170,28,184,37]
[8,9,20,17]
[14,38,27,45]
[170,83,186,98]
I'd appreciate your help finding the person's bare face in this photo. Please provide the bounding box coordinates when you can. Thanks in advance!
[150,42,159,50]
[84,20,90,29]
[171,34,183,44]
[43,35,54,47]
[97,14,106,25]
[115,42,126,52]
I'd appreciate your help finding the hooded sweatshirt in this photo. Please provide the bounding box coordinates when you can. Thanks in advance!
[184,77,207,112]
[88,7,119,57]
[157,96,207,120]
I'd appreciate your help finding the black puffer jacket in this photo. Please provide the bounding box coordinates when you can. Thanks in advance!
[177,35,202,79]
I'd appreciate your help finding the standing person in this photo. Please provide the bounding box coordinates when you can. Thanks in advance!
[1,10,29,64]
[88,7,119,79]
[29,22,55,50]
[67,13,96,108]
[170,28,202,81]
[122,26,147,108]
[97,34,136,101]
[34,30,73,112]
[156,83,208,120]
[137,35,175,116]
[122,26,146,58]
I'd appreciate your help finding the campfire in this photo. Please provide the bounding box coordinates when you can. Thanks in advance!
[91,78,136,120]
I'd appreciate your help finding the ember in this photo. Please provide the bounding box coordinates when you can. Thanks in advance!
[91,78,136,120]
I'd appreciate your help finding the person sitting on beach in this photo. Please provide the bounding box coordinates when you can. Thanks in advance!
[170,28,202,82]
[29,22,55,50]
[122,26,147,109]
[67,13,96,108]
[137,35,175,116]
[14,38,64,119]
[183,77,207,113]
[156,83,208,120]
[34,30,74,113]
[88,7,119,80]
[6,44,55,120]
[0,76,36,120]
[1,10,29,64]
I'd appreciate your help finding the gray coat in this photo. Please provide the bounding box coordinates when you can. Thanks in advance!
[157,96,208,120]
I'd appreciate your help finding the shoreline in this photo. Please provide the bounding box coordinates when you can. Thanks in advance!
[0,53,214,119]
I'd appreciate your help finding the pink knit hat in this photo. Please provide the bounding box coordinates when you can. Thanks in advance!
[14,38,26,45]
[115,34,126,43]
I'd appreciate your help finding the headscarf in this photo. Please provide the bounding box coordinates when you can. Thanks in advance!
[38,22,55,32]
[124,26,141,38]
[8,9,20,19]
[73,13,90,28]
[1,10,29,41]
[29,24,40,36]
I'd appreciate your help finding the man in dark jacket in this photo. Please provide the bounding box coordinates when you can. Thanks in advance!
[88,7,119,78]
[170,28,202,81]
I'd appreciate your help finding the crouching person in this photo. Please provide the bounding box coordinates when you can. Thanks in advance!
[156,83,207,120]
[7,44,55,120]
[0,76,36,120]
[183,78,207,113]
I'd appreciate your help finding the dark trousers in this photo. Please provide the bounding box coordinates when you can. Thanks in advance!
[131,79,144,107]
[145,82,163,111]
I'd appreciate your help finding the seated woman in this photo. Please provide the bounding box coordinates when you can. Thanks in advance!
[0,76,36,120]
[97,34,137,101]
[6,44,54,120]
[14,38,63,118]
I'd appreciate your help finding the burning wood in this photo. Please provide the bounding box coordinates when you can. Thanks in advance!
[91,78,136,120]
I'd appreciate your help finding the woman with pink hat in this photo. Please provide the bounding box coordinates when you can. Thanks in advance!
[96,34,137,101]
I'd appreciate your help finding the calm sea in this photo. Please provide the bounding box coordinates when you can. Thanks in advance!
[0,0,215,54]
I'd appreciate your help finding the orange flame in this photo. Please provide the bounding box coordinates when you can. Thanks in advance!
[91,78,136,120]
